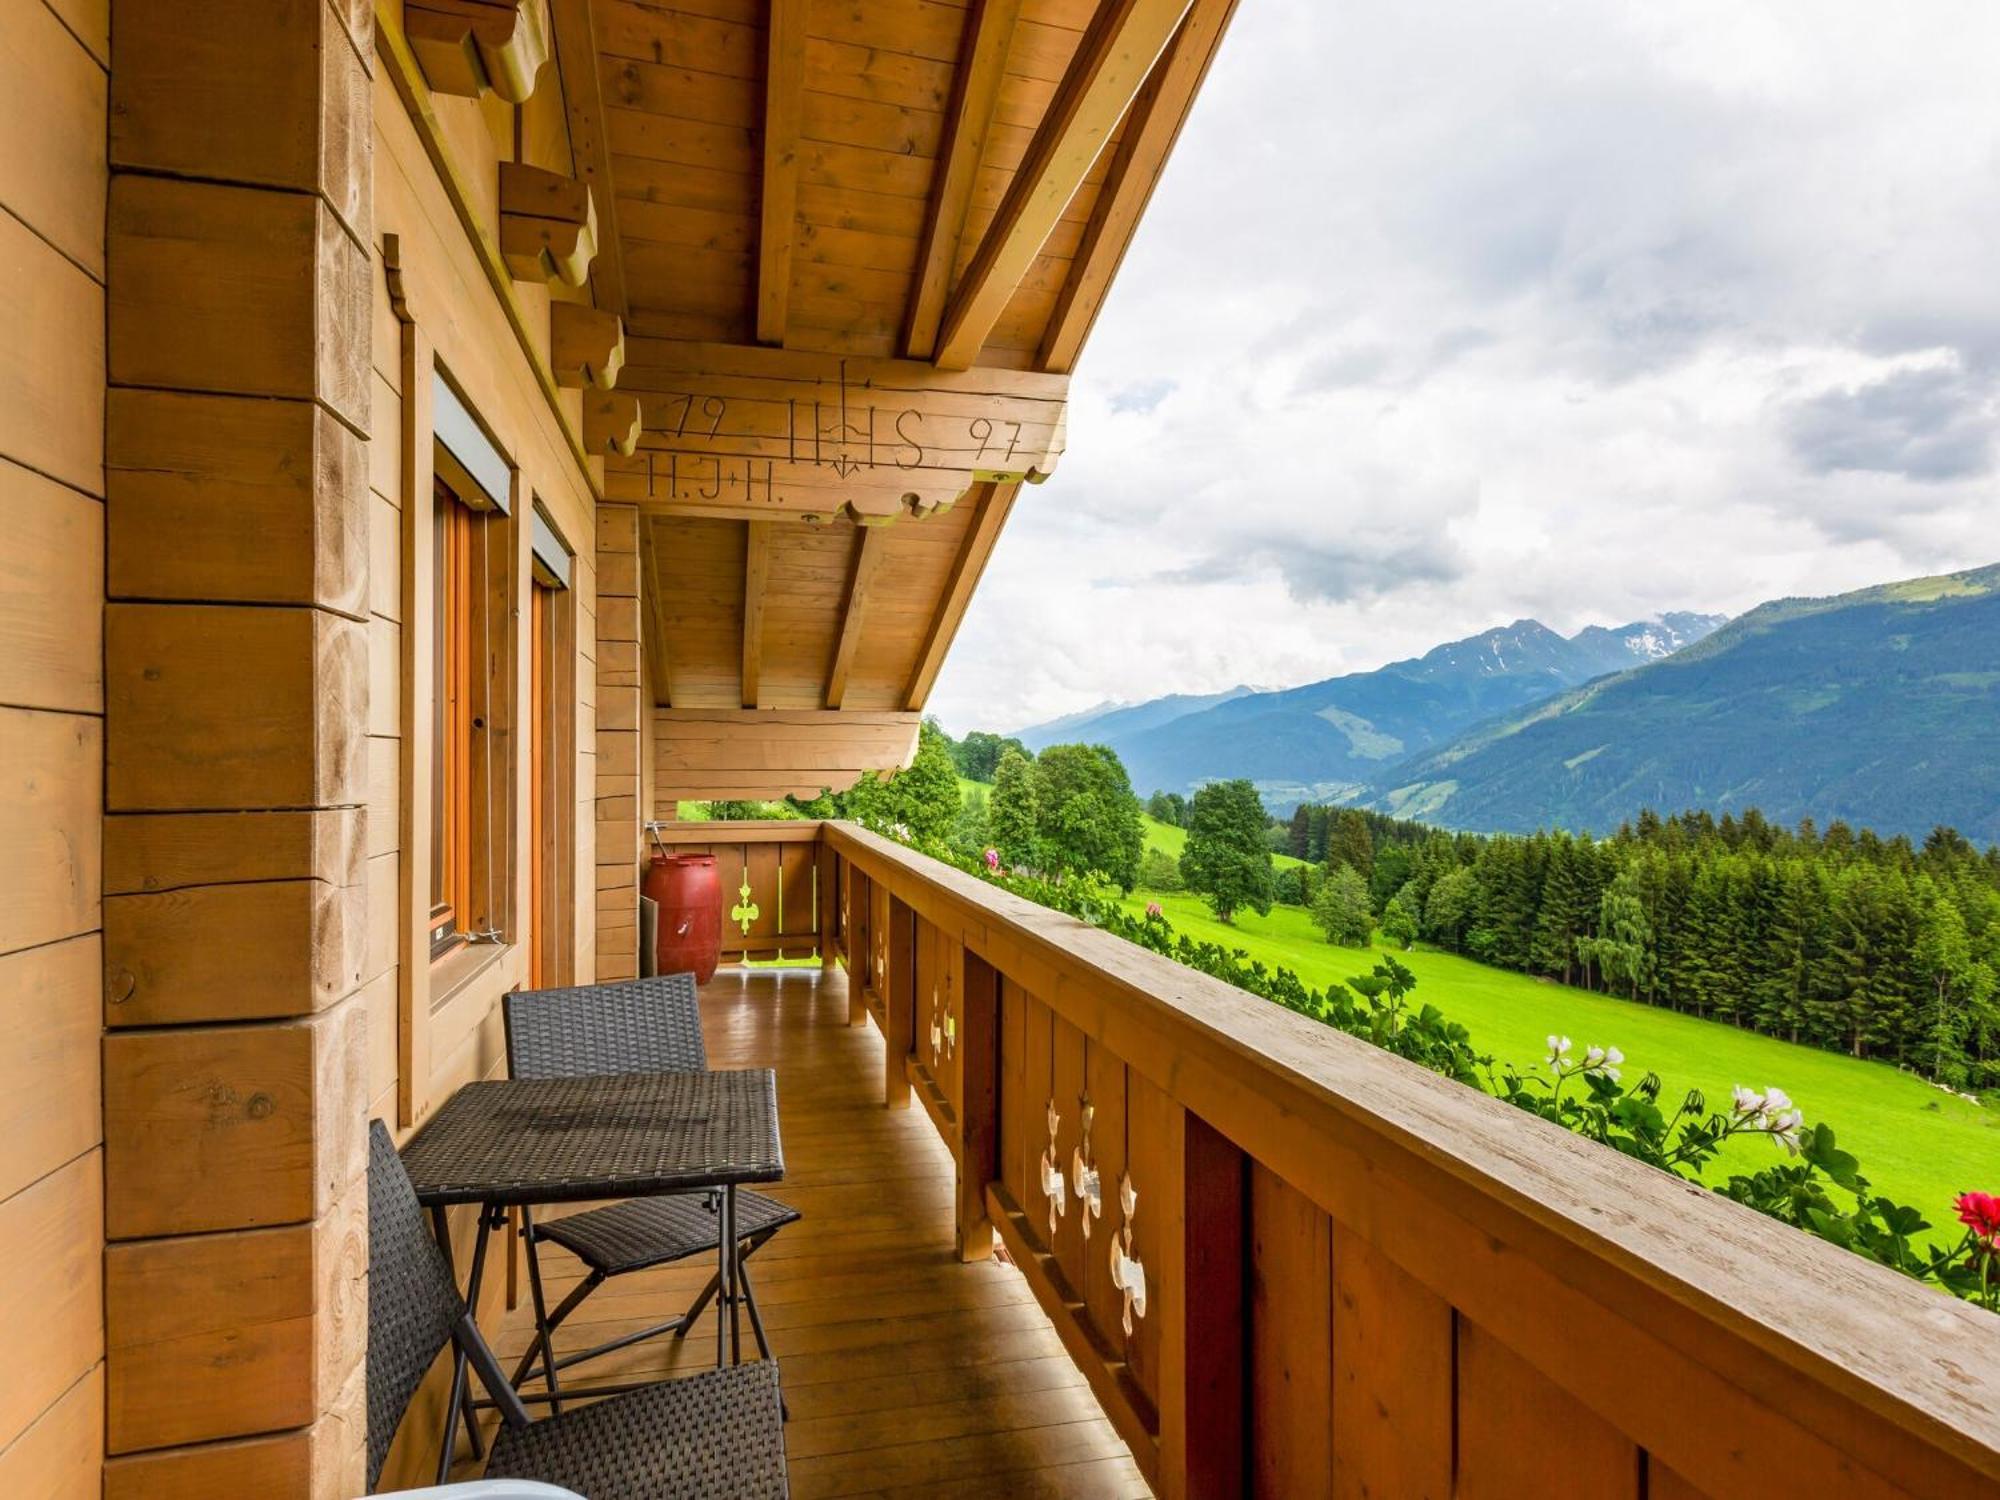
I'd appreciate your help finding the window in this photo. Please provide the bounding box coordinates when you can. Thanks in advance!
[430,478,477,956]
[426,372,518,968]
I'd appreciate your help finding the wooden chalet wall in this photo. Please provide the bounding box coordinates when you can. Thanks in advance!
[0,0,107,1493]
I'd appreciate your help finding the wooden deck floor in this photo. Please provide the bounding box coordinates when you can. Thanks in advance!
[479,966,1150,1499]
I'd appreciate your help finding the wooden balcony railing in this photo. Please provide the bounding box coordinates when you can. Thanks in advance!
[795,819,2000,1500]
[650,821,832,963]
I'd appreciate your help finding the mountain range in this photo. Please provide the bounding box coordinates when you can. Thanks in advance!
[1017,613,1726,807]
[1359,564,2000,842]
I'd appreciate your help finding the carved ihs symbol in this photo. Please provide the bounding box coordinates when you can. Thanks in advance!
[1038,1099,1067,1240]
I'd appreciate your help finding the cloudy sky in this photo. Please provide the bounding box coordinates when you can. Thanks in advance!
[928,1,2000,735]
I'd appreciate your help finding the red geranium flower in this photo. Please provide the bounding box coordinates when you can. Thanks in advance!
[1956,1190,2000,1248]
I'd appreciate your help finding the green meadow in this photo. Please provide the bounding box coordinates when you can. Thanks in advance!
[1120,885,1997,1227]
[951,782,1996,1219]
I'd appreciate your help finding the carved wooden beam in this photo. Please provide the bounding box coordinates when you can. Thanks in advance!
[934,0,1195,371]
[584,391,642,456]
[406,0,549,103]
[607,340,1068,524]
[550,302,625,388]
[499,163,597,286]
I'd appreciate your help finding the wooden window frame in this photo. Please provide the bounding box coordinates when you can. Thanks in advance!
[529,504,577,988]
[427,471,518,971]
[430,479,477,958]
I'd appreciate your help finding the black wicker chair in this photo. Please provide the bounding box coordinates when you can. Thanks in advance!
[502,974,801,1389]
[366,1121,788,1499]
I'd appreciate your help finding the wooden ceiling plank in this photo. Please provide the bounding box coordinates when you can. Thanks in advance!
[742,518,772,706]
[903,480,1018,707]
[825,525,891,708]
[757,0,809,344]
[932,0,1194,371]
[1039,0,1237,372]
[904,0,1024,361]
[550,0,631,317]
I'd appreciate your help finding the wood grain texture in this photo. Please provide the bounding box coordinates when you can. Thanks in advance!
[0,460,101,713]
[0,1151,104,1453]
[105,1181,366,1452]
[0,1364,102,1500]
[1330,1222,1451,1500]
[756,0,806,343]
[0,707,101,954]
[103,996,368,1239]
[0,936,102,1205]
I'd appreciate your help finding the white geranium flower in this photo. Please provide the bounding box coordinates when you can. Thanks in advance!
[1546,1035,1572,1069]
[1762,1087,1793,1115]
[1731,1085,1764,1116]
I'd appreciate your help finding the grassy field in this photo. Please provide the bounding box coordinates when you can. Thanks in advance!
[1119,888,1997,1226]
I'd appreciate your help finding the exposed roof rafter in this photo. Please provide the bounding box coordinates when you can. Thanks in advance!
[549,0,629,317]
[904,0,1023,361]
[1039,0,1239,374]
[933,0,1195,371]
[904,482,1017,708]
[826,525,891,708]
[757,0,808,346]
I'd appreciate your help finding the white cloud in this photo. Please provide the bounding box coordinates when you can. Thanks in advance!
[929,1,2000,735]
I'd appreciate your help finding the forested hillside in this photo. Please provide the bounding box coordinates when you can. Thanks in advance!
[1304,805,2000,1086]
[1368,565,2000,841]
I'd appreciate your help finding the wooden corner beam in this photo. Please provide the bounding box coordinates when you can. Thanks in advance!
[826,525,890,709]
[1039,0,1239,373]
[933,0,1195,371]
[742,519,772,708]
[904,0,1023,360]
[757,0,808,346]
[903,481,1017,708]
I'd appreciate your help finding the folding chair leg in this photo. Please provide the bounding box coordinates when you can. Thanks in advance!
[673,1268,722,1337]
[671,1223,781,1339]
[519,1208,564,1416]
[507,1263,603,1389]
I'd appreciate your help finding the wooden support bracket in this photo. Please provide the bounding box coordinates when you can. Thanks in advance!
[499,163,597,286]
[583,391,641,456]
[406,0,549,103]
[550,302,625,389]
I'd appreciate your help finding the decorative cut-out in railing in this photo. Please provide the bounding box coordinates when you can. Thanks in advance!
[1039,1099,1067,1240]
[730,877,760,936]
[1070,1097,1102,1240]
[1108,1170,1147,1335]
[605,342,1068,525]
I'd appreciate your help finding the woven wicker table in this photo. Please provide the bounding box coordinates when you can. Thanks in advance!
[400,1069,783,1476]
